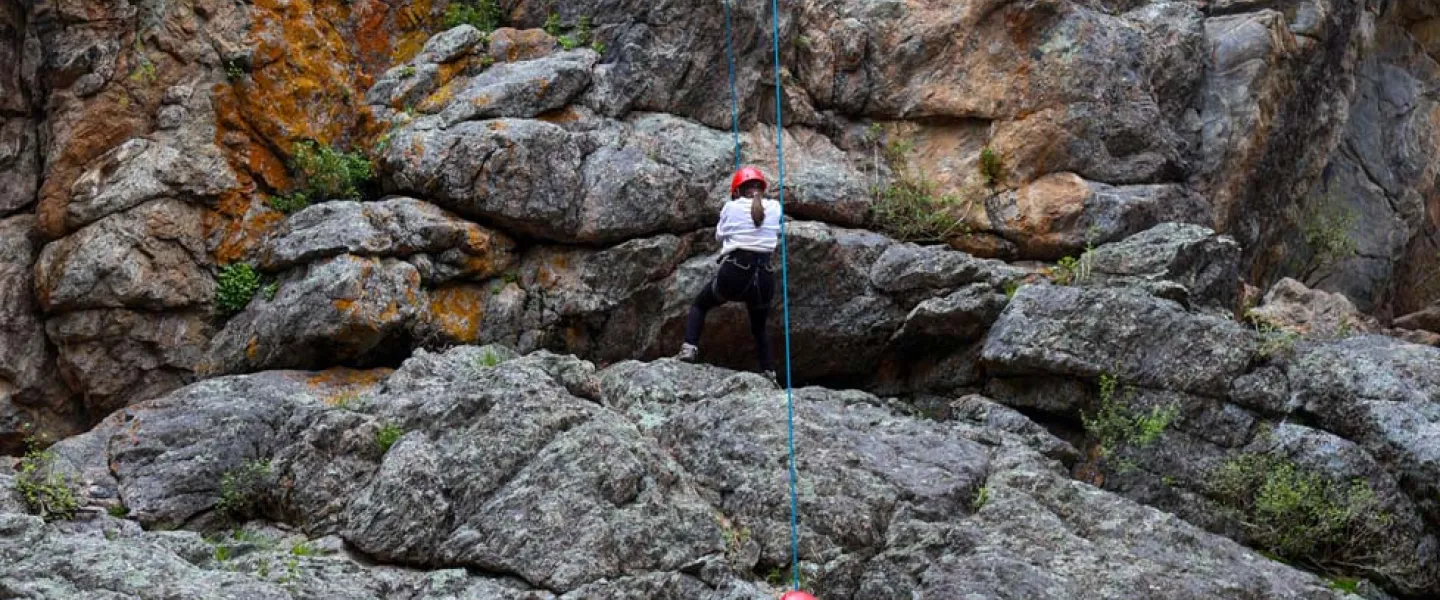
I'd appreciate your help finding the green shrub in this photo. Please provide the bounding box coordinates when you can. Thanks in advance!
[1082,374,1177,460]
[979,147,1002,186]
[108,504,129,518]
[1209,452,1392,572]
[1049,247,1094,286]
[871,176,968,243]
[266,192,310,215]
[543,12,562,36]
[215,459,272,521]
[376,423,403,454]
[443,0,500,31]
[1246,311,1301,360]
[290,541,318,557]
[289,140,374,201]
[16,439,79,521]
[224,59,246,81]
[1298,198,1358,284]
[216,263,260,314]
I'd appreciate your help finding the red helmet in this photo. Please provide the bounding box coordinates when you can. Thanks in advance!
[779,592,818,600]
[730,166,768,197]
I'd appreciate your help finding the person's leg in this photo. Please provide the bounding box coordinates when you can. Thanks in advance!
[747,266,778,376]
[679,272,727,360]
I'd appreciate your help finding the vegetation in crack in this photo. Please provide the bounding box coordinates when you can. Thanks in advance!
[216,262,261,315]
[376,422,403,455]
[444,0,501,33]
[288,140,375,203]
[215,459,274,523]
[867,133,971,243]
[1293,194,1359,286]
[15,432,79,521]
[1081,374,1177,473]
[1206,449,1398,584]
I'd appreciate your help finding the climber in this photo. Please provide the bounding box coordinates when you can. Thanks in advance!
[675,166,783,384]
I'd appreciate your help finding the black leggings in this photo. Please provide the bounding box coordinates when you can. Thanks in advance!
[684,251,775,371]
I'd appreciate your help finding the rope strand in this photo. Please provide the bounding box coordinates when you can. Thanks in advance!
[765,0,801,591]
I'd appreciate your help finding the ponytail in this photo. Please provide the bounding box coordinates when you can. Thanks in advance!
[750,196,765,227]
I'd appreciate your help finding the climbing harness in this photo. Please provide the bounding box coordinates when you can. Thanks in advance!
[723,0,804,594]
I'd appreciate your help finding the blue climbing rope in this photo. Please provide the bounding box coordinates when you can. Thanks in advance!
[765,0,801,591]
[723,0,800,591]
[724,0,742,169]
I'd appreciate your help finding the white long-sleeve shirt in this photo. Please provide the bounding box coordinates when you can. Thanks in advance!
[716,198,782,255]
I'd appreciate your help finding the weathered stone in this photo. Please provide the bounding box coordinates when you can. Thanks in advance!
[985,173,1212,261]
[1310,19,1440,314]
[418,24,483,64]
[739,125,872,227]
[259,197,516,285]
[1288,336,1440,529]
[888,283,1008,344]
[868,242,1022,298]
[201,255,422,375]
[0,116,39,216]
[25,345,1375,597]
[1084,222,1242,315]
[1248,277,1383,341]
[1196,2,1365,284]
[1397,304,1440,334]
[35,199,213,313]
[981,285,1256,397]
[486,27,557,64]
[438,50,597,125]
[0,215,73,451]
[46,308,211,417]
[384,113,730,244]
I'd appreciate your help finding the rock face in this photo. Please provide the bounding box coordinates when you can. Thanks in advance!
[5,346,1357,599]
[7,1,1440,597]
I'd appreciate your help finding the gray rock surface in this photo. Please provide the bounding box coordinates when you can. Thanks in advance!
[0,215,73,451]
[13,346,1359,599]
[981,285,1256,397]
[382,112,731,244]
[1083,222,1242,316]
[259,197,517,285]
[201,255,422,375]
[34,198,213,313]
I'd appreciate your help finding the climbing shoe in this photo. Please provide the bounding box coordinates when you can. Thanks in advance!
[675,343,699,362]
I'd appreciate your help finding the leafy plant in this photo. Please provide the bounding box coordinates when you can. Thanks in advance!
[16,437,79,521]
[1082,374,1177,462]
[871,174,968,243]
[224,59,246,81]
[266,192,310,215]
[376,423,403,454]
[290,541,318,557]
[108,504,129,518]
[1247,311,1301,360]
[543,12,562,36]
[1298,197,1358,285]
[1049,245,1095,286]
[443,0,500,31]
[979,146,1002,186]
[289,140,374,201]
[261,281,280,301]
[215,459,272,521]
[558,35,579,50]
[216,262,261,315]
[1209,452,1393,574]
[971,485,990,511]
